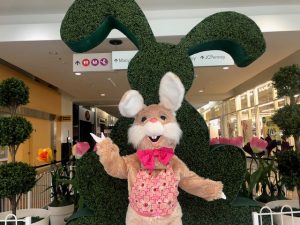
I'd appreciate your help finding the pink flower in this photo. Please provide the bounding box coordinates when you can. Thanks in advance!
[219,137,230,144]
[229,136,243,148]
[72,142,90,159]
[250,137,268,153]
[210,137,220,145]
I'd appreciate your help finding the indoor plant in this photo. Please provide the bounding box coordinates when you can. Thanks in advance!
[272,64,300,152]
[37,147,75,225]
[0,77,49,224]
[266,149,300,224]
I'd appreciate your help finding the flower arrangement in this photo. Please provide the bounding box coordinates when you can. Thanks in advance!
[37,148,74,207]
[242,137,285,202]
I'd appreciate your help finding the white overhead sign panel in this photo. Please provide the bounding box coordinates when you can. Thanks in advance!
[73,53,112,72]
[111,50,234,70]
[112,50,138,70]
[190,50,234,67]
[73,50,234,72]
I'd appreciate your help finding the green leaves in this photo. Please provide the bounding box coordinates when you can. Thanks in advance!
[272,104,300,137]
[277,150,300,190]
[0,77,29,109]
[0,116,33,146]
[0,162,36,198]
[272,64,300,100]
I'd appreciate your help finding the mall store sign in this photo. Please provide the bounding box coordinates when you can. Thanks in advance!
[73,50,234,72]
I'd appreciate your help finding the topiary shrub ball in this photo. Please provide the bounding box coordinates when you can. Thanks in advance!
[0,162,37,199]
[0,116,33,147]
[0,77,29,108]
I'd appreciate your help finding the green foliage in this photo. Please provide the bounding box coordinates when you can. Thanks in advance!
[272,64,300,100]
[272,105,300,137]
[0,162,36,198]
[48,163,74,207]
[277,150,300,190]
[0,77,29,108]
[0,116,33,146]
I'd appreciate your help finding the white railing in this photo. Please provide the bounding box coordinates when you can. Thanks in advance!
[0,169,52,213]
[0,214,31,225]
[253,205,300,225]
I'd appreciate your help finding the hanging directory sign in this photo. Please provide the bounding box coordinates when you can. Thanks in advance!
[73,53,112,72]
[73,50,234,72]
[111,50,234,70]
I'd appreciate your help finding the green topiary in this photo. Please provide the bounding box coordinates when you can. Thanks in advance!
[0,77,29,115]
[0,78,34,216]
[61,1,266,224]
[0,117,33,159]
[0,162,37,215]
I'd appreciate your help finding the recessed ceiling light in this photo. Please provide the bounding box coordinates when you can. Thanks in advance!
[109,39,122,45]
[198,89,204,93]
[74,72,82,76]
[223,66,229,70]
[100,93,106,97]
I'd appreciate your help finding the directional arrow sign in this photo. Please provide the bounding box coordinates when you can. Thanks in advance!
[73,53,112,72]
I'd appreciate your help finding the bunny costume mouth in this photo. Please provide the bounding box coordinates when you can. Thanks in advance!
[149,136,161,142]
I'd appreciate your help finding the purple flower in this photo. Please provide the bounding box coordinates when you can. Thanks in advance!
[72,142,90,159]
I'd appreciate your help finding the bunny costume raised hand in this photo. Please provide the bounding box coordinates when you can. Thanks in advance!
[95,72,224,225]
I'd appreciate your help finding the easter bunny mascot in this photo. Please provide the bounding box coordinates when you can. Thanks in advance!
[93,72,225,225]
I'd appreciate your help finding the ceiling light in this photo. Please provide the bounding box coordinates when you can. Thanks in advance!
[223,66,229,70]
[109,39,122,45]
[74,72,82,76]
[198,89,204,93]
[100,93,106,97]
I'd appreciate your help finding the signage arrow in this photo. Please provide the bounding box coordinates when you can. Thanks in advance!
[75,60,80,65]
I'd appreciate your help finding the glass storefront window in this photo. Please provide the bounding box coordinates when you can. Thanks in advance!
[277,98,286,109]
[228,98,236,113]
[249,90,255,107]
[227,113,237,137]
[241,94,248,109]
[257,82,273,104]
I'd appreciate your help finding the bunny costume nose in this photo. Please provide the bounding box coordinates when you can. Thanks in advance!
[149,118,158,123]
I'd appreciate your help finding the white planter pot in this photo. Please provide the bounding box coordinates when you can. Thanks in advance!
[48,204,74,225]
[0,208,50,225]
[266,200,300,225]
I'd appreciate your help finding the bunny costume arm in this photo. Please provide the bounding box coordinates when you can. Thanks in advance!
[172,156,223,201]
[96,138,128,179]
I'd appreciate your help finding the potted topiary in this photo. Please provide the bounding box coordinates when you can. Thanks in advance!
[0,77,50,225]
[272,64,300,152]
[266,150,300,224]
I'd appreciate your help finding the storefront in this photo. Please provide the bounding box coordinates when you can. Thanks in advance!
[199,81,299,143]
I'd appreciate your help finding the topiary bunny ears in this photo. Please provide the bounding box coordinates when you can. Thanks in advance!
[61,0,265,67]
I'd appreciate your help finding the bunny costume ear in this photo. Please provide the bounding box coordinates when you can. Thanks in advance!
[179,11,266,67]
[119,90,145,118]
[159,72,185,112]
[60,0,155,52]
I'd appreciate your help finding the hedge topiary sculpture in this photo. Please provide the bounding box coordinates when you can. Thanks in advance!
[61,1,266,224]
[0,78,36,216]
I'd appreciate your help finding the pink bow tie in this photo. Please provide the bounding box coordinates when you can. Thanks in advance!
[136,147,174,171]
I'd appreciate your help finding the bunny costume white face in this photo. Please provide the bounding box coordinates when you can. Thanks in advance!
[118,72,185,151]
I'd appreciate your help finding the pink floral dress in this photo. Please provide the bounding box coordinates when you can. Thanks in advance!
[129,166,179,217]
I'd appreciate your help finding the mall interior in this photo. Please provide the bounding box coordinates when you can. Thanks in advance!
[1,1,300,224]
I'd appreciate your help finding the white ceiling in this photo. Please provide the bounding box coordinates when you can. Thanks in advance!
[0,0,300,117]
